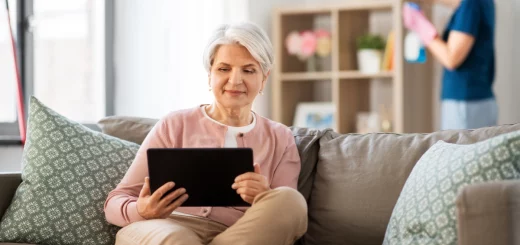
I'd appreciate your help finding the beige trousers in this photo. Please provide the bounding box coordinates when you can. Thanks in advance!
[115,187,308,245]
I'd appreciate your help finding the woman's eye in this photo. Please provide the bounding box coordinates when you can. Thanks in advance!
[244,69,255,74]
[218,68,229,72]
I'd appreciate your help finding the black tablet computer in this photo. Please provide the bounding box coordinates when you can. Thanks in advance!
[147,148,254,206]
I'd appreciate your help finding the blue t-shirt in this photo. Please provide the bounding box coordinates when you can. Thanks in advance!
[441,0,495,101]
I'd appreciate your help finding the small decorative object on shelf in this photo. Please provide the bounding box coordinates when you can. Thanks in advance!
[356,112,380,134]
[356,104,393,133]
[293,102,336,131]
[356,33,386,74]
[382,31,395,71]
[285,29,332,71]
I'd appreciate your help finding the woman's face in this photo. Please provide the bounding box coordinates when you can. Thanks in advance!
[209,44,267,110]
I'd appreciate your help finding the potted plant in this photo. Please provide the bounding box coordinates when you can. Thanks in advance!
[356,33,386,74]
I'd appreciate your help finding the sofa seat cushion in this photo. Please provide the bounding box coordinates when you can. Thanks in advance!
[304,123,520,245]
[384,131,520,244]
[0,97,139,245]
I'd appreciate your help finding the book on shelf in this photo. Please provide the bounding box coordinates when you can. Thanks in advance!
[381,30,394,71]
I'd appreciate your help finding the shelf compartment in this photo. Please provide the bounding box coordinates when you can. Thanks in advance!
[338,70,393,79]
[276,1,393,15]
[279,80,332,127]
[280,72,333,81]
[333,79,371,133]
[279,13,333,73]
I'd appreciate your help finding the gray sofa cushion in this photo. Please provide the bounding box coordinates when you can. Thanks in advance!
[290,127,330,202]
[0,174,21,219]
[305,124,520,245]
[97,116,158,145]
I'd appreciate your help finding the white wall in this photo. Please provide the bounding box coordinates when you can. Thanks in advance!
[113,0,302,119]
[496,0,520,125]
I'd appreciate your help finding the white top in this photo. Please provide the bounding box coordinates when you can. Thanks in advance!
[201,106,256,148]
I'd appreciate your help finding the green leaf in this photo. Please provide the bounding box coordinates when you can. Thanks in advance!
[356,33,386,50]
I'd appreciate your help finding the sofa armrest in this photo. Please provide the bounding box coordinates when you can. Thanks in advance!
[456,180,520,245]
[0,172,21,219]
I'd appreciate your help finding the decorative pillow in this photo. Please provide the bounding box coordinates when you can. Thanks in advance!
[383,130,520,244]
[0,97,139,245]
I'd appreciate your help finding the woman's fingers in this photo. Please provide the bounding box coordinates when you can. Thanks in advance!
[253,163,261,174]
[165,194,189,213]
[236,186,260,197]
[235,172,265,183]
[233,180,263,191]
[150,181,175,203]
[159,187,187,207]
[139,177,152,198]
[240,194,255,204]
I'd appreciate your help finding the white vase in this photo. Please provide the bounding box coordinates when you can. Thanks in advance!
[357,49,382,74]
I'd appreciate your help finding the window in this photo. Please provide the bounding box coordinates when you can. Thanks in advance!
[0,0,19,135]
[0,0,114,142]
[32,0,108,123]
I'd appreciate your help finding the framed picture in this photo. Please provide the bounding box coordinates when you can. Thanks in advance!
[293,102,336,131]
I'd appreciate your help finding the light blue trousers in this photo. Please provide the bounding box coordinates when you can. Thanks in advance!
[441,98,498,130]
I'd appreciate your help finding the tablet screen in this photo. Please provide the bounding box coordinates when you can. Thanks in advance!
[147,148,254,206]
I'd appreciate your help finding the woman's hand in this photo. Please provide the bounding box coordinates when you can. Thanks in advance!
[232,163,270,204]
[402,3,438,45]
[137,177,189,219]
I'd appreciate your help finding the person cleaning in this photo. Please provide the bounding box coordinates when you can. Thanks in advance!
[402,0,497,130]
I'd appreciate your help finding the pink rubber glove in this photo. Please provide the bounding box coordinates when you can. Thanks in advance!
[402,4,438,46]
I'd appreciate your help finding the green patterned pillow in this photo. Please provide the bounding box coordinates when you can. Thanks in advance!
[0,97,140,245]
[383,130,520,244]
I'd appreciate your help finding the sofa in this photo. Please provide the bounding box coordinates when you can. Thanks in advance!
[1,115,519,245]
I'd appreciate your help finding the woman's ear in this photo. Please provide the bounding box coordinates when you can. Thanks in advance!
[263,70,271,82]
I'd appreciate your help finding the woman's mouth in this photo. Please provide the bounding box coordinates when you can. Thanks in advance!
[225,90,245,96]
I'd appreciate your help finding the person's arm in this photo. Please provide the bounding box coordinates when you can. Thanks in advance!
[427,32,475,71]
[403,0,480,70]
[104,118,172,227]
[232,129,300,204]
[270,130,301,189]
[428,0,481,70]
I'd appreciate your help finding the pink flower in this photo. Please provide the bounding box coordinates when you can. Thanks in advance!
[300,31,317,58]
[285,31,302,55]
[314,29,330,38]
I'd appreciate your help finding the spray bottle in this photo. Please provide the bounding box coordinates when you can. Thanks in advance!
[404,2,427,63]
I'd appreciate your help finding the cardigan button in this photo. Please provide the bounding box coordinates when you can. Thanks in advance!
[238,133,244,137]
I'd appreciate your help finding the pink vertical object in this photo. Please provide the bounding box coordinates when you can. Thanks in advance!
[5,0,26,144]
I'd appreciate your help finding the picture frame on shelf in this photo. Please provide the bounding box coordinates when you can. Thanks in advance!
[293,102,336,131]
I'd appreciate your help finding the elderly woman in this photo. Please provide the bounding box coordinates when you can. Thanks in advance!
[104,22,308,245]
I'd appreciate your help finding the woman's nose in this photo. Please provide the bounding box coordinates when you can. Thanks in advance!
[229,70,243,85]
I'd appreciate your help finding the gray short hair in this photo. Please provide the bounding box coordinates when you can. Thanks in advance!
[203,22,273,76]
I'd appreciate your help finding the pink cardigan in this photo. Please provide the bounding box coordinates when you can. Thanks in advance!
[104,106,301,227]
